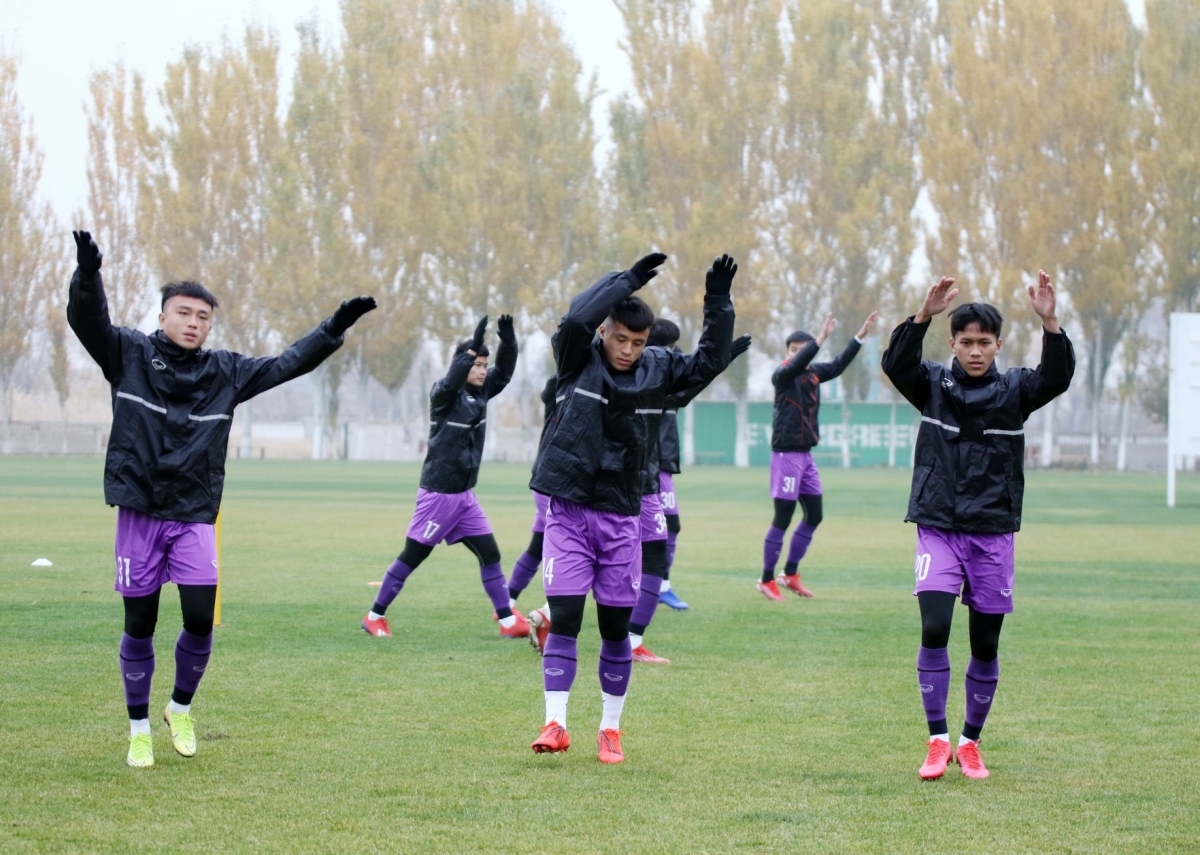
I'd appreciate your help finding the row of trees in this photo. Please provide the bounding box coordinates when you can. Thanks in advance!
[2,0,1198,461]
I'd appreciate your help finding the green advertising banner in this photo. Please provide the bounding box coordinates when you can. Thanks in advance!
[691,400,921,468]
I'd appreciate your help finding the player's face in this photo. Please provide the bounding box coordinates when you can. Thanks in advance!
[786,341,804,358]
[951,322,1001,377]
[598,321,648,372]
[159,296,213,350]
[467,356,488,387]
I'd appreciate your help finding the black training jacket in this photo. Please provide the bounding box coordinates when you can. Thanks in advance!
[420,336,517,493]
[770,338,862,452]
[881,317,1075,533]
[530,270,734,515]
[67,268,344,524]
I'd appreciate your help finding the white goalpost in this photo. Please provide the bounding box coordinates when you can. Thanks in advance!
[1167,313,1200,507]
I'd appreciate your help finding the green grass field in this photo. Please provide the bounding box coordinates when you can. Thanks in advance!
[2,457,1198,852]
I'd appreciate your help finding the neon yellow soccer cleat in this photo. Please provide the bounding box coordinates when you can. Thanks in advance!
[164,706,197,758]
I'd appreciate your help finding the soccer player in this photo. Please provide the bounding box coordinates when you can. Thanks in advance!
[361,315,527,640]
[528,252,735,763]
[881,272,1074,780]
[629,323,752,664]
[66,230,375,768]
[758,310,879,600]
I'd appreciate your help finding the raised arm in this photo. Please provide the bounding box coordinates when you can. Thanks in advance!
[430,316,486,409]
[812,310,877,382]
[551,253,666,379]
[1019,269,1074,416]
[882,279,956,411]
[66,231,126,383]
[663,255,737,392]
[664,333,750,409]
[233,296,375,403]
[484,314,519,399]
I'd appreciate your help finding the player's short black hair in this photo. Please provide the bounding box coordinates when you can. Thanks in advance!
[161,281,218,311]
[454,340,490,358]
[648,318,681,348]
[785,330,814,346]
[605,296,655,334]
[949,302,1003,338]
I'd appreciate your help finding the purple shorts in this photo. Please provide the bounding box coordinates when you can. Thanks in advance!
[770,451,822,500]
[114,507,218,597]
[542,497,642,607]
[913,526,1016,614]
[639,491,668,543]
[405,488,493,546]
[531,492,550,533]
[658,472,679,516]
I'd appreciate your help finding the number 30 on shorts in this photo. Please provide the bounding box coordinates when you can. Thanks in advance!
[914,552,931,582]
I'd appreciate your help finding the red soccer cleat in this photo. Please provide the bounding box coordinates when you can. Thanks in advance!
[919,738,953,780]
[631,644,670,664]
[756,580,786,601]
[361,614,392,637]
[957,739,990,779]
[532,721,571,754]
[528,606,551,654]
[500,612,531,639]
[597,729,625,764]
[779,574,815,597]
[493,606,526,622]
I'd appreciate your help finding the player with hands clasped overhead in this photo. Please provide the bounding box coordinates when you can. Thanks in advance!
[362,313,526,640]
[527,251,734,763]
[67,230,375,769]
[758,309,879,600]
[881,271,1073,780]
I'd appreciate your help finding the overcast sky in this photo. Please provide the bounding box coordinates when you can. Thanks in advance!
[2,0,1146,224]
[0,0,633,222]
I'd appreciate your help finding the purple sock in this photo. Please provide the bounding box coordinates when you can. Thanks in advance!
[372,559,416,613]
[173,629,212,704]
[785,522,816,568]
[917,645,951,735]
[507,551,540,600]
[599,637,632,698]
[665,530,677,571]
[479,562,512,617]
[762,526,785,580]
[963,656,1000,739]
[629,574,663,634]
[120,633,155,719]
[542,633,578,692]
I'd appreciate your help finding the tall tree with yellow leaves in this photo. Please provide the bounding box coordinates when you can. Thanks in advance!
[772,0,928,402]
[611,0,782,465]
[923,0,1150,465]
[81,62,156,329]
[0,53,59,451]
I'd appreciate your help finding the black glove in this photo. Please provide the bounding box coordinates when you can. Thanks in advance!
[497,314,516,346]
[330,296,377,334]
[471,316,488,352]
[73,230,103,277]
[730,334,752,361]
[629,252,667,289]
[705,254,737,297]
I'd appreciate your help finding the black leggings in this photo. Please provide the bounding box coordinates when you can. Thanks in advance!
[545,595,633,642]
[123,584,217,639]
[917,591,1004,661]
[397,534,501,569]
[524,530,545,562]
[771,494,824,531]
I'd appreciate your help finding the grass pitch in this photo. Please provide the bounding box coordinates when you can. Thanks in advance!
[1,457,1198,852]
